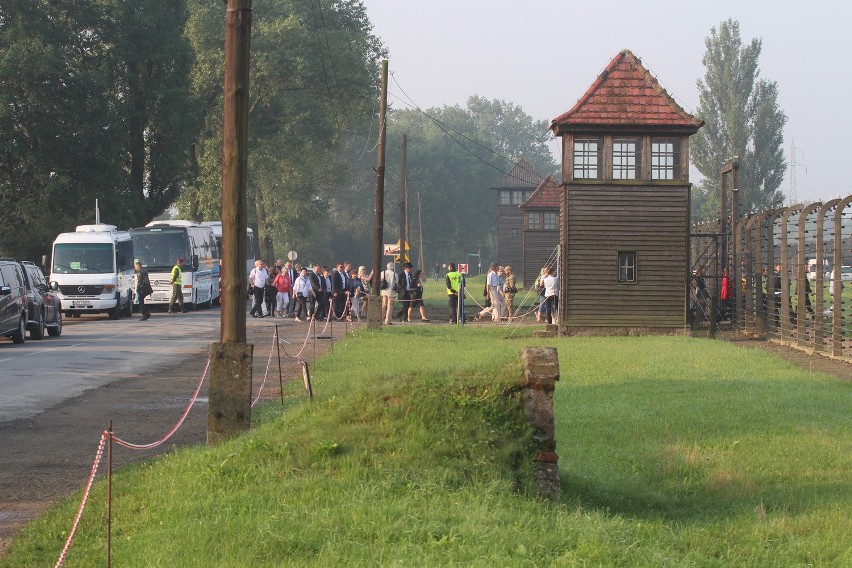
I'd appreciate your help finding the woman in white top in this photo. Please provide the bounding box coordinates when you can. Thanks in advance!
[291,268,314,321]
[542,266,559,324]
[380,262,398,325]
[486,262,506,322]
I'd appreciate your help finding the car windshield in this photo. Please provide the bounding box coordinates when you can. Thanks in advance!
[131,229,190,271]
[52,243,114,274]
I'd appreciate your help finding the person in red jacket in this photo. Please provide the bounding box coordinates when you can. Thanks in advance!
[272,268,292,318]
[719,267,732,322]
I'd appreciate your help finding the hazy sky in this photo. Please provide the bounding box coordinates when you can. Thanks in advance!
[362,0,852,204]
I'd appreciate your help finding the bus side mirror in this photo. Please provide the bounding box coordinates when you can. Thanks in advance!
[192,255,199,269]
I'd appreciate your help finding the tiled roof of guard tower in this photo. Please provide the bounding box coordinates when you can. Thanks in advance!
[520,175,560,209]
[550,50,704,133]
[489,156,545,189]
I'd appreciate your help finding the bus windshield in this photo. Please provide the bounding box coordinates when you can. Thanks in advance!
[131,229,190,272]
[52,243,115,274]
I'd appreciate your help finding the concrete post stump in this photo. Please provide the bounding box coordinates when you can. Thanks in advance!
[366,297,384,329]
[207,342,253,446]
[520,346,561,499]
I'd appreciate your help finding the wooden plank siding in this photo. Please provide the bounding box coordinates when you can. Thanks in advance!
[560,185,689,328]
[497,205,524,271]
[522,229,559,287]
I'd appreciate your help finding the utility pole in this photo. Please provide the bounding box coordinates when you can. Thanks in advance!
[399,134,408,268]
[209,0,253,445]
[367,60,388,328]
[417,192,424,270]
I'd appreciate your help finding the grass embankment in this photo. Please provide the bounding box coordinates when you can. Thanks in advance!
[3,329,850,566]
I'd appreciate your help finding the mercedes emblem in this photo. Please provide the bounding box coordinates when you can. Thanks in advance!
[77,286,85,294]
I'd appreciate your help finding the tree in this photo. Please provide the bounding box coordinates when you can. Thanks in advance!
[0,0,124,260]
[381,97,556,267]
[0,0,201,260]
[106,0,202,224]
[178,0,385,262]
[691,19,787,219]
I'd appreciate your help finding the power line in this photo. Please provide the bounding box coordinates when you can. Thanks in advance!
[388,72,552,186]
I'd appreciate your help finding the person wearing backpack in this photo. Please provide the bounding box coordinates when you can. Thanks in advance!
[134,260,153,321]
[380,262,398,325]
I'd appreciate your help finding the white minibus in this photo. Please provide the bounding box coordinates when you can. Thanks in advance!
[50,224,135,319]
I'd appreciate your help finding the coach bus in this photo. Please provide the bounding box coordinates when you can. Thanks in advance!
[200,221,256,281]
[129,221,220,309]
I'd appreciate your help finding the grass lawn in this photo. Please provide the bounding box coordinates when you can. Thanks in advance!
[3,328,850,567]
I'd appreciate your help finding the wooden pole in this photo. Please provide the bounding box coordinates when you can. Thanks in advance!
[106,420,112,568]
[209,0,254,446]
[220,0,251,345]
[368,60,388,328]
[417,192,424,270]
[400,133,408,270]
[275,325,284,407]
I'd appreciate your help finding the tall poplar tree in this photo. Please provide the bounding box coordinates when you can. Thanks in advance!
[691,19,787,219]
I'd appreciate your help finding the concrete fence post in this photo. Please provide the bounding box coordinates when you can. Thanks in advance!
[520,346,561,499]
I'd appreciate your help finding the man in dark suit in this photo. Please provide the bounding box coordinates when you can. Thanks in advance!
[331,262,349,319]
[284,261,299,317]
[396,261,414,321]
[308,265,324,319]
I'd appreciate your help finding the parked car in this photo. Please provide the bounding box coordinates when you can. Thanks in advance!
[19,261,62,338]
[842,266,852,282]
[0,258,28,344]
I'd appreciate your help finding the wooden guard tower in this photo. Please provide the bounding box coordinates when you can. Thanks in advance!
[489,157,544,273]
[550,50,704,334]
[520,175,560,286]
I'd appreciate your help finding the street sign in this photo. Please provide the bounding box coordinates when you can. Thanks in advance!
[458,263,469,274]
[383,243,399,256]
[287,250,297,261]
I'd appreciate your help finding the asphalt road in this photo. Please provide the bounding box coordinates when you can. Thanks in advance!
[0,308,222,424]
[0,306,340,556]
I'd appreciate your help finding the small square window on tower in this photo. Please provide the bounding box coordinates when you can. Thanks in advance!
[618,251,637,283]
[573,138,601,179]
[651,139,681,180]
[612,138,639,180]
[527,213,541,230]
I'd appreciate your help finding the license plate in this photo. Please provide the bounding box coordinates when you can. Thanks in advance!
[152,293,169,301]
[72,300,91,307]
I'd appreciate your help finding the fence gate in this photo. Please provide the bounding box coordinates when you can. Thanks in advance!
[689,226,730,338]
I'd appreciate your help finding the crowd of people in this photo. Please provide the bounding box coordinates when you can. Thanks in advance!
[244,259,433,324]
[242,257,561,326]
[247,259,371,322]
[470,263,559,325]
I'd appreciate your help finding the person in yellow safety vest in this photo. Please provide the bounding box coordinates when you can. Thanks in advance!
[168,257,187,314]
[446,263,462,324]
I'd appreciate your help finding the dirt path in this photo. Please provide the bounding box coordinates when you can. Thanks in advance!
[730,338,852,381]
[0,318,338,557]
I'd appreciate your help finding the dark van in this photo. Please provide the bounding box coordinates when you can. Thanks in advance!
[0,258,28,344]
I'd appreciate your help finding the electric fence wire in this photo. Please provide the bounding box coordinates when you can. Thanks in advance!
[308,0,378,150]
[388,72,553,186]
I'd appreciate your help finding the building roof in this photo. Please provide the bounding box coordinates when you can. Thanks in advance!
[489,156,545,190]
[550,50,704,135]
[520,175,560,209]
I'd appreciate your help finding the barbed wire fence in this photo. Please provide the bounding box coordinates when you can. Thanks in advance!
[691,195,851,359]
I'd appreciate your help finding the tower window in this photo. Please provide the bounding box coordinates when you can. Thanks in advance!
[573,138,601,179]
[618,251,637,283]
